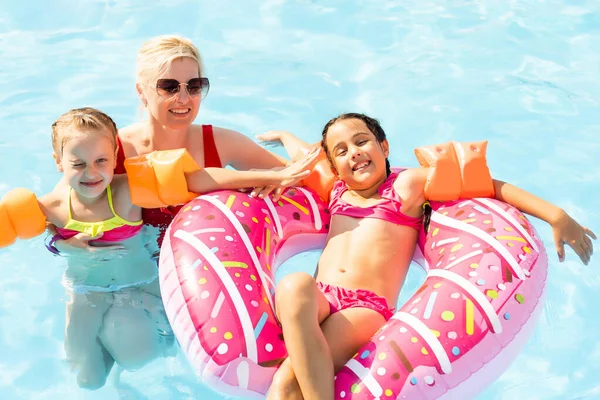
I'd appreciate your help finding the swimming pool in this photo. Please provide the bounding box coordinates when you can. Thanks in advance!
[1,0,598,398]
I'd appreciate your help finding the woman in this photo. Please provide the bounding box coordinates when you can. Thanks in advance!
[48,35,295,389]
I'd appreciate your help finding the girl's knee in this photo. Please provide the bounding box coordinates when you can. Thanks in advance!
[276,272,316,304]
[268,364,302,400]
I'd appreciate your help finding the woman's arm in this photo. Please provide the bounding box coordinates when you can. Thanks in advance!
[185,147,321,198]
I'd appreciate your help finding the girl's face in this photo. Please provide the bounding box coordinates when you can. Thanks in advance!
[325,118,389,190]
[56,131,116,199]
[137,57,203,131]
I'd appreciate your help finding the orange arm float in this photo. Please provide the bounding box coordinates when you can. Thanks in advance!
[300,148,336,203]
[414,141,495,201]
[0,188,47,248]
[124,149,201,209]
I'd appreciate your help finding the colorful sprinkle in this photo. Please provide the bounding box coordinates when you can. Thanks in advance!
[225,235,234,241]
[234,272,241,277]
[433,283,442,289]
[476,279,486,286]
[340,391,346,398]
[265,217,271,224]
[504,313,511,320]
[470,263,479,269]
[432,228,440,236]
[411,337,418,343]
[199,278,207,284]
[252,217,259,223]
[451,244,463,252]
[280,195,309,215]
[377,367,386,376]
[256,246,262,253]
[192,206,201,211]
[441,311,455,321]
[251,300,259,307]
[225,195,236,209]
[201,291,209,299]
[210,247,219,253]
[183,221,191,227]
[486,290,499,299]
[515,294,525,304]
[489,265,500,272]
[224,332,233,340]
[378,353,387,360]
[254,312,268,338]
[466,299,474,335]
[523,246,531,253]
[452,346,460,356]
[351,383,360,393]
[399,327,408,333]
[242,201,250,207]
[385,389,393,397]
[412,297,422,304]
[360,350,370,359]
[498,284,506,291]
[468,271,478,277]
[410,308,418,314]
[431,330,440,337]
[265,343,273,352]
[524,269,531,277]
[421,347,429,355]
[504,227,514,232]
[235,211,245,218]
[223,261,248,269]
[448,331,457,339]
[450,292,460,299]
[245,284,253,291]
[379,335,386,341]
[496,235,526,243]
[424,376,435,386]
[183,205,192,212]
[210,327,217,333]
[410,377,418,385]
[217,343,228,354]
[483,219,492,224]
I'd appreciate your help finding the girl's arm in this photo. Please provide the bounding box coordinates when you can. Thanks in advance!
[185,147,320,198]
[212,127,290,170]
[256,130,317,162]
[492,179,595,265]
[394,168,595,265]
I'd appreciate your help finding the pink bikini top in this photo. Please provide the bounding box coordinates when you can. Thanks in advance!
[328,168,423,230]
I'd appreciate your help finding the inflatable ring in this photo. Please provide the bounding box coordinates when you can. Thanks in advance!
[159,187,547,399]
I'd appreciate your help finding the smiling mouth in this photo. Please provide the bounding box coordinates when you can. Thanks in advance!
[352,160,371,171]
[170,108,191,115]
[80,180,102,187]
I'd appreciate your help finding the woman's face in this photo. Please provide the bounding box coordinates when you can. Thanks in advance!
[138,57,203,130]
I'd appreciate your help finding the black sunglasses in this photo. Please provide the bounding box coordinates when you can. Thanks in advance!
[155,77,210,98]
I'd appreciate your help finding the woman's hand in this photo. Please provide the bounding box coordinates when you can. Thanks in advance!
[250,147,321,201]
[551,210,596,265]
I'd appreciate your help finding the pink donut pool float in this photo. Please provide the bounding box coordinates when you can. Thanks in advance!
[158,182,547,399]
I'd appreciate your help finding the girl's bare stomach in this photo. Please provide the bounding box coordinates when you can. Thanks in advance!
[315,216,418,306]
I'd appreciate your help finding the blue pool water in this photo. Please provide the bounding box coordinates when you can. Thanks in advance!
[1,0,599,398]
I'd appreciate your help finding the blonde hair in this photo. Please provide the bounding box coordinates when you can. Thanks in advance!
[52,107,118,157]
[136,35,204,85]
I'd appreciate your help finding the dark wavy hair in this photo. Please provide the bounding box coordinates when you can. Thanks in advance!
[320,112,431,231]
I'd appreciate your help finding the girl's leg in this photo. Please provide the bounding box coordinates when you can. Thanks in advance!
[64,291,114,390]
[98,286,173,370]
[267,272,331,400]
[268,275,386,400]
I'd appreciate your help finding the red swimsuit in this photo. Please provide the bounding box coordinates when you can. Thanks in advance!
[115,125,223,246]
